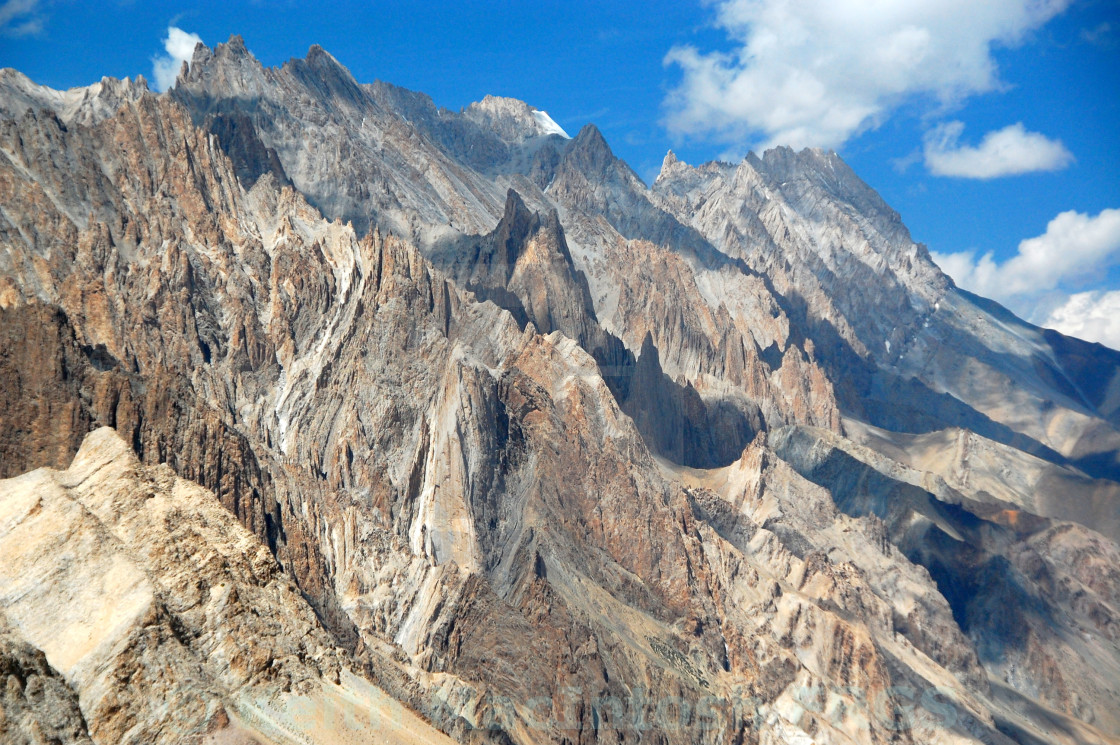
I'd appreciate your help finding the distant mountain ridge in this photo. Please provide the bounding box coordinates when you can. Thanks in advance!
[1,35,1119,745]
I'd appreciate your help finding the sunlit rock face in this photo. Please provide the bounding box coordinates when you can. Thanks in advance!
[1,36,1119,745]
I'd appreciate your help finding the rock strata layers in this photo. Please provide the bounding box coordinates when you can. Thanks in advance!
[0,427,459,745]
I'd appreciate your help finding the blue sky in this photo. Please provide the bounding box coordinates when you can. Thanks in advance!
[2,0,1118,345]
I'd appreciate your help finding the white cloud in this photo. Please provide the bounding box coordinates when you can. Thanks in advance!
[1042,291,1120,350]
[931,208,1120,310]
[923,121,1073,178]
[662,0,1070,150]
[1081,22,1113,46]
[152,26,203,93]
[0,0,43,37]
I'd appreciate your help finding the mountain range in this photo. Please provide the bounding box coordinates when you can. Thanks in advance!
[1,36,1119,745]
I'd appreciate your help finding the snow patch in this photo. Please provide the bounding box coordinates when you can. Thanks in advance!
[532,110,570,138]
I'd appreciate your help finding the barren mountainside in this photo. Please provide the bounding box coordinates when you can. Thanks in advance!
[1,36,1119,745]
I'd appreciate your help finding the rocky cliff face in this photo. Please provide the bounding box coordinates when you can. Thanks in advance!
[2,36,1119,745]
[0,427,460,745]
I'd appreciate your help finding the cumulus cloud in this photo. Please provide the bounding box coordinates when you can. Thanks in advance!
[923,121,1073,178]
[152,26,203,93]
[931,208,1120,312]
[1042,291,1120,350]
[662,0,1070,150]
[0,0,43,37]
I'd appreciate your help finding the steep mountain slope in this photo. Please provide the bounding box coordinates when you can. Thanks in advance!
[651,151,1120,482]
[170,34,1120,535]
[1,36,1118,745]
[171,35,1120,484]
[0,427,458,745]
[173,37,844,450]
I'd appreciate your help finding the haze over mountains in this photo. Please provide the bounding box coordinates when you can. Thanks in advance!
[1,36,1119,745]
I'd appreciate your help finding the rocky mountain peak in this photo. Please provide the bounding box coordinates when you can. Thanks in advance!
[755,144,897,217]
[495,188,541,276]
[638,329,659,360]
[655,149,685,183]
[500,188,566,252]
[180,37,267,101]
[305,42,341,70]
[560,122,624,184]
[463,94,569,142]
[501,186,533,221]
[0,69,149,125]
[282,43,363,103]
[572,121,611,154]
[221,33,250,58]
[190,35,250,69]
[433,187,581,311]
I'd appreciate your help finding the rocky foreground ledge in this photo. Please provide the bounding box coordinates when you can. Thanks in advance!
[0,427,454,745]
